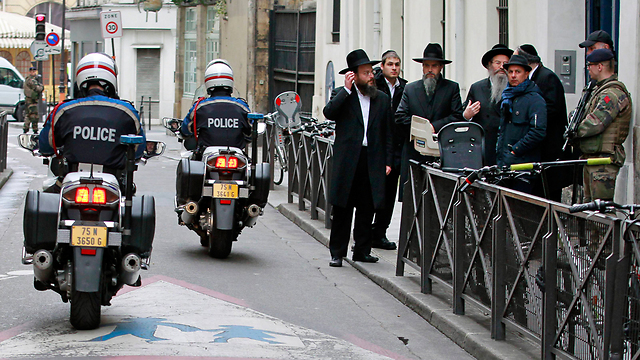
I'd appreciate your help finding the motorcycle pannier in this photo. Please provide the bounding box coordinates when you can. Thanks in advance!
[23,190,59,253]
[249,163,271,207]
[125,194,155,258]
[176,159,206,204]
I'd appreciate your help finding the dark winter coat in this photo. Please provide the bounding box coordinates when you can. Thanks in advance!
[496,81,547,167]
[374,71,407,169]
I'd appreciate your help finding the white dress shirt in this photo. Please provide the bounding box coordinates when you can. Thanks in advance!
[385,77,400,100]
[344,85,371,146]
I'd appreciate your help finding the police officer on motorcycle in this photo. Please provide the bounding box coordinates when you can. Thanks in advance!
[180,59,252,157]
[39,53,145,186]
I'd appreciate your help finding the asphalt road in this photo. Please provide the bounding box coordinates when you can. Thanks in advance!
[0,126,474,359]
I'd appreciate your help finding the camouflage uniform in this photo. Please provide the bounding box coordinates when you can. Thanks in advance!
[576,74,632,202]
[23,74,43,133]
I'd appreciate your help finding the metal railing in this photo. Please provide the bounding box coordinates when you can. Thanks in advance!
[0,111,8,172]
[396,160,639,359]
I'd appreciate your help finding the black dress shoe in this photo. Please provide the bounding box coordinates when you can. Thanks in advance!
[371,237,397,250]
[352,254,379,263]
[329,257,343,267]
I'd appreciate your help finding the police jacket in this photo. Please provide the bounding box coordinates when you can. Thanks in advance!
[39,88,144,170]
[181,96,252,150]
[496,80,547,167]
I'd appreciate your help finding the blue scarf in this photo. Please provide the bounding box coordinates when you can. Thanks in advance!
[500,79,531,113]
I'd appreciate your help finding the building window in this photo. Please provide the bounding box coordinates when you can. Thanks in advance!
[206,6,220,63]
[332,0,340,43]
[497,0,508,46]
[0,51,12,64]
[16,51,31,76]
[183,8,197,96]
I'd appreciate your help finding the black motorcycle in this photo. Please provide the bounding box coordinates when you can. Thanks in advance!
[18,133,165,330]
[163,113,270,258]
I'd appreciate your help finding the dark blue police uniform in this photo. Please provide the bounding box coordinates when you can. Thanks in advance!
[180,96,252,150]
[39,88,144,170]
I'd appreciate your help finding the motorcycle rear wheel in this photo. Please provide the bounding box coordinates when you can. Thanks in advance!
[208,229,234,259]
[70,291,101,330]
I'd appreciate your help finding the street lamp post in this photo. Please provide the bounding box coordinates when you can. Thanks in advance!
[58,0,66,101]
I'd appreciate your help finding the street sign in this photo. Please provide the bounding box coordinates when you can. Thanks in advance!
[29,40,48,61]
[45,32,59,47]
[100,11,123,38]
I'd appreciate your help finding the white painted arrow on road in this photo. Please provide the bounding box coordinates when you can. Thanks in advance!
[0,276,403,359]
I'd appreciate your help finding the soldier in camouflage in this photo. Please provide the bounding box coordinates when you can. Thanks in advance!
[23,66,43,134]
[575,49,632,202]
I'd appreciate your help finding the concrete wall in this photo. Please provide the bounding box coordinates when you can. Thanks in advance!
[220,0,251,105]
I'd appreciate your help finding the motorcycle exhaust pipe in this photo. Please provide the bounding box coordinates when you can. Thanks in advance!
[180,201,199,224]
[33,249,53,283]
[247,204,261,217]
[120,253,141,286]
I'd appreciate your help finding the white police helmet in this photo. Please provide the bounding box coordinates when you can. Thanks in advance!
[205,59,234,92]
[75,53,118,96]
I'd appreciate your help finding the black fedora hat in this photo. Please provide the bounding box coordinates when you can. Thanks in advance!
[412,43,452,64]
[338,49,380,74]
[503,54,532,72]
[481,44,513,68]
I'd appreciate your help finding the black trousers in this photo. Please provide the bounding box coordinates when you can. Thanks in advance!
[371,167,400,240]
[329,149,375,258]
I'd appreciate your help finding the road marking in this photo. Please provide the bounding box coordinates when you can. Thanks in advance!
[0,275,398,359]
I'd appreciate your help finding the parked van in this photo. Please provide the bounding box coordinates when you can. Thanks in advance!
[0,57,26,121]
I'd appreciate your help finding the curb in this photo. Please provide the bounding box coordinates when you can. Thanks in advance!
[276,202,539,360]
[0,168,13,190]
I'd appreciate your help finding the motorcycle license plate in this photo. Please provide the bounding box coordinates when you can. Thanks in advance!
[213,183,238,199]
[71,226,108,247]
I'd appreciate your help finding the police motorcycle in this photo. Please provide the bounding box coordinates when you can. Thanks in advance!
[17,133,165,330]
[163,113,270,259]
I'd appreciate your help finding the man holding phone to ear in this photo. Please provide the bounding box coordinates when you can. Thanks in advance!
[323,49,393,267]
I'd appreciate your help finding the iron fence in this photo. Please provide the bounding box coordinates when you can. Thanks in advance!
[0,111,7,172]
[396,163,636,359]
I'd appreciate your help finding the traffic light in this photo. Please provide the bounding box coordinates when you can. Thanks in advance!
[35,13,46,41]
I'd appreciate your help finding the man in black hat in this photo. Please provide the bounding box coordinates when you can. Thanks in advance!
[495,54,547,194]
[370,50,407,251]
[463,44,512,166]
[514,44,569,201]
[323,49,393,267]
[579,30,615,55]
[23,66,43,134]
[395,43,463,199]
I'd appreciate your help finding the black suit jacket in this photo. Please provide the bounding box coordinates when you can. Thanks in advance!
[464,78,501,165]
[323,86,393,209]
[530,65,568,161]
[375,73,407,169]
[530,65,572,192]
[395,77,464,198]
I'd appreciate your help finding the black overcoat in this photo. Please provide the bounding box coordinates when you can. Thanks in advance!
[323,86,393,209]
[375,73,407,169]
[395,77,464,198]
[464,77,501,166]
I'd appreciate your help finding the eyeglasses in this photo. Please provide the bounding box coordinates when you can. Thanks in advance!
[492,60,508,66]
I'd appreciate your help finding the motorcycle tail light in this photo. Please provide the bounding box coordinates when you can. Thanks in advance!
[208,155,246,170]
[75,187,90,204]
[220,199,232,205]
[92,187,107,205]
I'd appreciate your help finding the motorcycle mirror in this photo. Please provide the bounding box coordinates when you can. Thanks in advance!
[143,141,166,158]
[274,91,302,129]
[257,122,267,135]
[17,133,38,152]
[162,117,181,133]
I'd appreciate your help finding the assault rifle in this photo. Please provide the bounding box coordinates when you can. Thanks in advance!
[562,80,596,151]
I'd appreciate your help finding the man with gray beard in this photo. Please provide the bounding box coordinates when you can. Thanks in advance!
[396,43,463,199]
[463,44,513,165]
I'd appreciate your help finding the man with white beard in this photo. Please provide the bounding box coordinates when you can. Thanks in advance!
[463,44,513,165]
[395,43,463,199]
